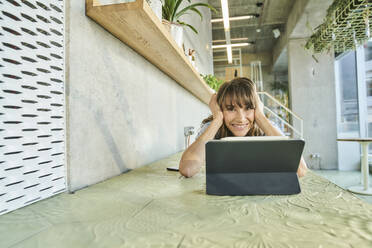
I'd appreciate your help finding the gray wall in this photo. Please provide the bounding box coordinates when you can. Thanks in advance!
[288,39,338,170]
[66,1,212,191]
[181,0,214,76]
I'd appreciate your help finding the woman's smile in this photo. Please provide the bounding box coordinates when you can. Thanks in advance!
[231,123,249,130]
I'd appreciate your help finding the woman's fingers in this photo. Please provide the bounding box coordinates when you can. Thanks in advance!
[209,93,219,110]
[209,94,223,123]
[255,93,263,111]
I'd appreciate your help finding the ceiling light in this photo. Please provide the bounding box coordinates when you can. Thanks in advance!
[230,15,254,21]
[256,28,261,32]
[213,38,249,43]
[221,0,230,30]
[212,43,251,49]
[273,28,280,38]
[227,46,232,63]
[211,15,255,23]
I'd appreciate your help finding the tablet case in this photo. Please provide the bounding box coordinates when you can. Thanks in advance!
[206,139,305,195]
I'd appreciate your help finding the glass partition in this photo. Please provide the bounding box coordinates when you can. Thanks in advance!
[337,51,360,136]
[364,42,372,142]
[336,51,361,170]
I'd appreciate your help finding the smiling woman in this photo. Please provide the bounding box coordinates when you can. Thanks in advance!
[201,77,264,138]
[179,77,308,178]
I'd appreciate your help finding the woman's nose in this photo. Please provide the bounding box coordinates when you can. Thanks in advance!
[236,109,246,120]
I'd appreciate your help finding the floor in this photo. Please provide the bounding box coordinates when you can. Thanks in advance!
[313,169,372,204]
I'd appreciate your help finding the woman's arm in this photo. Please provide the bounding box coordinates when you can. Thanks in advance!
[179,94,223,178]
[254,91,308,177]
[179,119,222,177]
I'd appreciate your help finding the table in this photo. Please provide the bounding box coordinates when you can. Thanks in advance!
[337,138,372,195]
[1,152,372,247]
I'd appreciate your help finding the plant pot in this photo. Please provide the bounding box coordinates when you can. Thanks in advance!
[162,20,183,48]
[146,0,162,21]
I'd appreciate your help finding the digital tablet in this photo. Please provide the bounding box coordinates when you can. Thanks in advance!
[205,138,305,195]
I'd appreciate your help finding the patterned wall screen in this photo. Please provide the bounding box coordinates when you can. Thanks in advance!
[0,0,66,215]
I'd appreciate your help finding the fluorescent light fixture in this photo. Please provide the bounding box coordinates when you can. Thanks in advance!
[221,0,230,30]
[212,43,250,49]
[227,46,232,63]
[230,15,254,21]
[211,15,254,23]
[213,38,249,43]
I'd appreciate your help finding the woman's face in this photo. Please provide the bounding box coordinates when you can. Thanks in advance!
[222,99,255,136]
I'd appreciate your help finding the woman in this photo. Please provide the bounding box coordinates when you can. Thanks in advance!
[179,77,308,178]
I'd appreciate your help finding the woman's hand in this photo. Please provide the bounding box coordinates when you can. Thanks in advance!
[209,93,223,126]
[253,86,265,120]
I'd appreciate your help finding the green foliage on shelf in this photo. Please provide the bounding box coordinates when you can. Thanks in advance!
[201,74,224,91]
[162,0,217,34]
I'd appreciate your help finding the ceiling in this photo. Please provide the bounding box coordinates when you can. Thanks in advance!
[208,0,294,63]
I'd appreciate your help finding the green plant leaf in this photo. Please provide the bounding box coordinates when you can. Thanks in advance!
[177,20,198,34]
[171,0,184,22]
[202,74,224,91]
[163,0,177,21]
[174,3,216,21]
[189,7,203,21]
[163,0,218,34]
[162,0,172,20]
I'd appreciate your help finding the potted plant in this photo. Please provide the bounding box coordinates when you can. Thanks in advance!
[162,0,217,47]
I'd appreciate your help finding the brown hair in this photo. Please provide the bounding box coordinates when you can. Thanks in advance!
[202,77,264,138]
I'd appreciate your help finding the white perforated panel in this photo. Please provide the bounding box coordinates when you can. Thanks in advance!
[0,0,65,215]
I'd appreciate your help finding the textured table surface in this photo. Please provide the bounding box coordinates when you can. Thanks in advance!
[1,152,372,248]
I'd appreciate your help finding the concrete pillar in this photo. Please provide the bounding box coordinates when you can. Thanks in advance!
[288,38,338,169]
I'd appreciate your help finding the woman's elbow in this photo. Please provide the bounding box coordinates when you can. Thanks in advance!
[179,160,200,178]
[179,167,193,178]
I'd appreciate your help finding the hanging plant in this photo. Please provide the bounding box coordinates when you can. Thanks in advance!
[305,0,372,54]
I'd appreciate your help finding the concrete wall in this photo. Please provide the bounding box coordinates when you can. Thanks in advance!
[66,0,212,191]
[288,39,338,170]
[181,0,214,75]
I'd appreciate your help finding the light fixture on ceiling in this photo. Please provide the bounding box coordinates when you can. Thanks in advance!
[212,43,251,49]
[221,0,230,30]
[221,0,232,63]
[213,37,249,43]
[211,15,255,23]
[256,28,261,33]
[227,46,232,63]
[273,28,280,38]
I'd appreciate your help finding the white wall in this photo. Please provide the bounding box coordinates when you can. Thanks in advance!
[180,0,214,76]
[66,0,212,191]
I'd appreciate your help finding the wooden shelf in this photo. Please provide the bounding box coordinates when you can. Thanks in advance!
[86,0,214,104]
